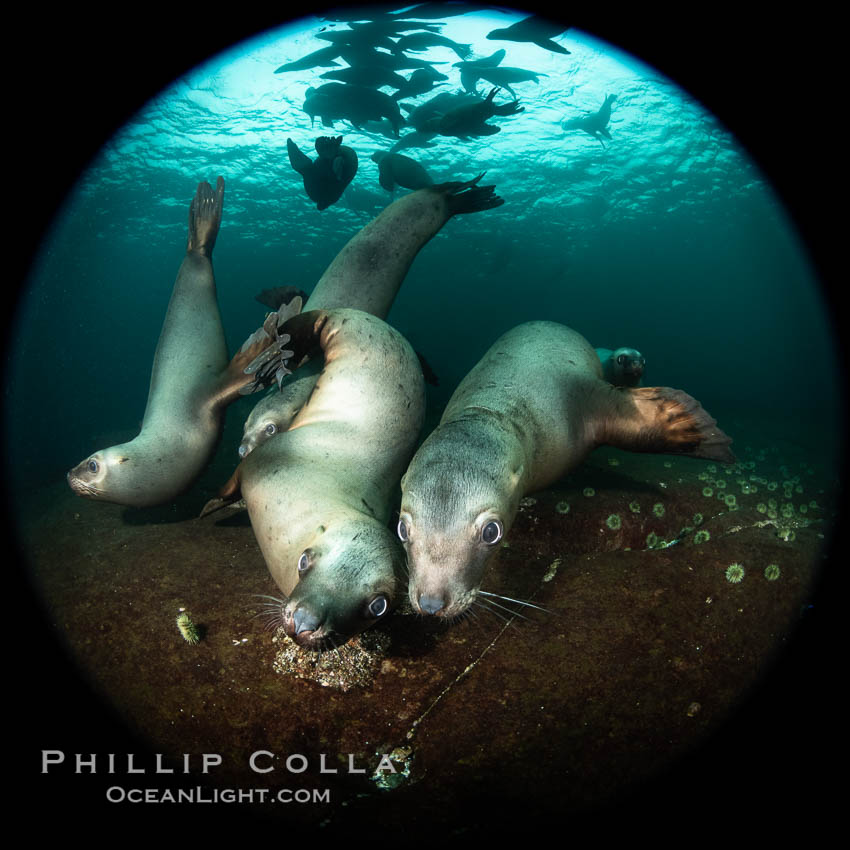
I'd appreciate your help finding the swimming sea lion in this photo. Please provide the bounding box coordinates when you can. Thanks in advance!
[486,15,571,55]
[302,84,404,136]
[397,321,734,619]
[596,346,646,387]
[371,150,433,191]
[287,136,358,211]
[392,32,472,60]
[238,175,503,458]
[563,94,617,146]
[391,68,448,101]
[456,64,548,98]
[228,307,427,649]
[66,178,289,507]
[432,87,524,138]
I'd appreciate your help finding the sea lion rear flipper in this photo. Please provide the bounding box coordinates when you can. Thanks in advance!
[415,350,439,386]
[596,385,735,464]
[287,138,312,176]
[199,467,243,518]
[437,172,505,215]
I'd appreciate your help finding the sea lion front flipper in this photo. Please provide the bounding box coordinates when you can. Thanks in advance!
[209,297,303,407]
[595,385,735,464]
[532,39,570,55]
[286,138,312,176]
[200,467,243,518]
[240,307,328,395]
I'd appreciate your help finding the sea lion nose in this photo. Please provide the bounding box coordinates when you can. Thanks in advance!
[418,594,446,615]
[293,606,320,635]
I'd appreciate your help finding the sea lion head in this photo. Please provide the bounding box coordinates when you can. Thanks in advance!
[610,347,645,386]
[66,442,157,506]
[278,518,402,650]
[397,423,522,619]
[239,392,285,459]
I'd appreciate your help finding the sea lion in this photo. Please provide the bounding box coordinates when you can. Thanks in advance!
[397,321,734,619]
[370,150,433,191]
[391,67,448,101]
[287,136,358,211]
[238,175,503,458]
[392,32,472,60]
[302,83,404,136]
[227,307,427,649]
[432,87,524,139]
[66,178,289,507]
[563,94,617,146]
[238,359,322,458]
[303,174,503,321]
[454,64,548,98]
[596,346,646,387]
[486,15,571,54]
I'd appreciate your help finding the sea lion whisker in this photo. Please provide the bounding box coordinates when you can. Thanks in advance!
[475,594,531,621]
[470,597,512,624]
[249,593,289,602]
[477,589,550,614]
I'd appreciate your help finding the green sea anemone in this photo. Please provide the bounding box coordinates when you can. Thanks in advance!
[176,611,200,645]
[756,503,767,513]
[653,502,665,518]
[583,487,595,498]
[702,487,713,497]
[606,513,622,530]
[646,531,658,548]
[724,493,737,508]
[693,513,703,525]
[555,501,570,514]
[725,563,745,583]
[776,528,796,542]
[764,564,781,581]
[629,501,641,513]
[694,529,710,544]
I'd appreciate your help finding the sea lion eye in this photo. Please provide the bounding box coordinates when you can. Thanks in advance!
[367,595,388,619]
[481,520,503,545]
[397,519,408,542]
[264,423,277,436]
[87,459,98,473]
[617,354,626,365]
[297,551,311,574]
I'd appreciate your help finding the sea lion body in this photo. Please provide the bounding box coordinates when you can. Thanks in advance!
[596,346,645,387]
[371,150,433,191]
[303,83,404,136]
[434,87,523,138]
[564,94,617,145]
[67,178,277,507]
[239,176,503,458]
[287,135,358,211]
[486,15,570,55]
[239,308,426,648]
[398,321,734,619]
